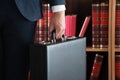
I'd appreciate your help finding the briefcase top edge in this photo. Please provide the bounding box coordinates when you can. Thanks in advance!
[32,37,86,46]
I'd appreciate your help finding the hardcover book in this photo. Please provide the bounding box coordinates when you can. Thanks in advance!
[89,54,104,80]
[99,2,109,48]
[115,1,120,47]
[65,15,77,37]
[79,16,91,37]
[92,2,100,48]
[115,54,120,80]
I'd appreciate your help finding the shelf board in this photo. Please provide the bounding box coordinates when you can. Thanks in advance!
[86,47,108,52]
[115,48,120,52]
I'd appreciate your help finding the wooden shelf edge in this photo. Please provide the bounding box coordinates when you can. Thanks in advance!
[115,48,120,52]
[86,47,108,52]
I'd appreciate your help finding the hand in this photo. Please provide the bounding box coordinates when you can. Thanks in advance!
[49,11,65,39]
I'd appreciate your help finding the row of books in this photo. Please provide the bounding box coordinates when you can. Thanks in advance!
[92,1,109,48]
[34,3,53,44]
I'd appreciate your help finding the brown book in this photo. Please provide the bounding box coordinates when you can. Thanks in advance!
[90,54,104,80]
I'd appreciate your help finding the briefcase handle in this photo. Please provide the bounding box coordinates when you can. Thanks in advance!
[51,30,66,43]
[51,30,76,43]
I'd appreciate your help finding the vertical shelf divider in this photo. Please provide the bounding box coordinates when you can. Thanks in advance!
[111,0,116,80]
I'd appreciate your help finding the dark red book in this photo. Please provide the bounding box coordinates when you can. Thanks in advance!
[79,16,91,37]
[89,54,104,80]
[92,3,100,48]
[115,54,120,80]
[99,2,109,48]
[115,1,120,47]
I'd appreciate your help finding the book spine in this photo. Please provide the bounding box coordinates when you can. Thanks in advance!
[115,54,120,80]
[92,3,100,48]
[99,2,109,48]
[65,15,70,36]
[116,2,120,47]
[71,15,77,36]
[90,54,104,80]
[42,4,52,42]
[79,16,91,37]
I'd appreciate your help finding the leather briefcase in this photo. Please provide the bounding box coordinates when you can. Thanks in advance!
[30,37,86,80]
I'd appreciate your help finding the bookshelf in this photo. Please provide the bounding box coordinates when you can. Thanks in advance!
[65,0,112,80]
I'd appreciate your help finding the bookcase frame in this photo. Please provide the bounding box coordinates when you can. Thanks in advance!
[111,0,119,80]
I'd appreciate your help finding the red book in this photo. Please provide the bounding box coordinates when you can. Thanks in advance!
[92,3,100,48]
[89,54,104,80]
[79,16,91,37]
[65,15,70,36]
[65,15,77,37]
[70,15,77,36]
[115,54,120,80]
[99,2,109,48]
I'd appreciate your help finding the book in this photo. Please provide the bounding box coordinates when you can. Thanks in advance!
[115,54,120,80]
[89,54,104,80]
[79,16,91,37]
[99,1,109,48]
[65,15,70,36]
[28,71,30,80]
[115,0,120,47]
[65,15,77,37]
[92,2,100,48]
[70,15,77,36]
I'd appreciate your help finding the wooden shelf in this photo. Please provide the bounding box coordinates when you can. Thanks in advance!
[86,47,108,52]
[115,48,120,52]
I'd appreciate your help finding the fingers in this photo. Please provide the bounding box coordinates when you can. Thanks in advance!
[49,25,65,39]
[49,11,65,39]
[56,27,65,39]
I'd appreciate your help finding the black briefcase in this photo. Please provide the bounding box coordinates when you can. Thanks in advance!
[30,37,86,80]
